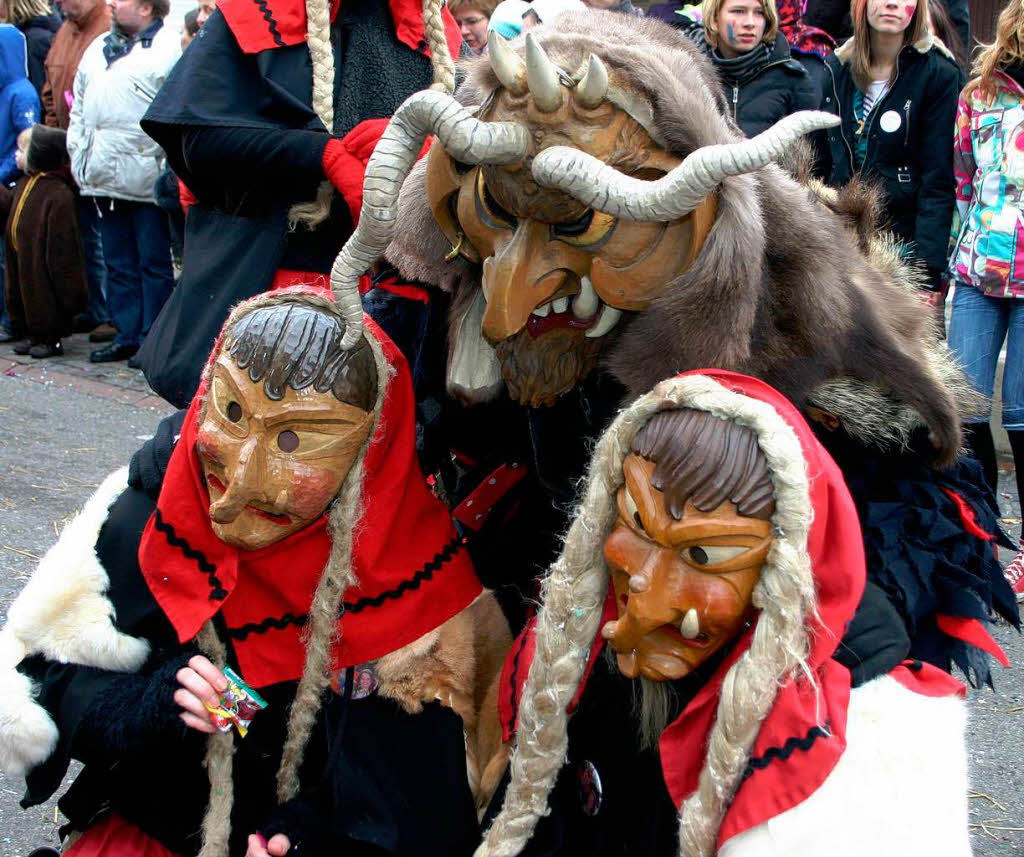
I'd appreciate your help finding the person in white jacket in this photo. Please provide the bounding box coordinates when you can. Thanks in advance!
[66,0,179,363]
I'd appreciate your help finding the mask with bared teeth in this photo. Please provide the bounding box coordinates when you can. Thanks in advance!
[601,407,775,680]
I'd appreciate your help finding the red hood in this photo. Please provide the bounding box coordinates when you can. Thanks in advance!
[138,289,481,688]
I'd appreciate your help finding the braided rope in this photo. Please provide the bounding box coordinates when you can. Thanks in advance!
[196,622,234,857]
[305,0,335,130]
[423,0,456,93]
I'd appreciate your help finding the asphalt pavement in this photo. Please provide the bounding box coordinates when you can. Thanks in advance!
[0,334,1021,855]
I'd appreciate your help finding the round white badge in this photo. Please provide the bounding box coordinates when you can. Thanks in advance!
[879,110,902,133]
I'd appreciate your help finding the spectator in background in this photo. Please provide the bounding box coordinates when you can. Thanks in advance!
[676,0,819,137]
[817,0,960,295]
[181,6,199,50]
[523,0,584,28]
[451,0,497,55]
[67,0,179,363]
[195,0,212,26]
[487,0,529,39]
[775,0,835,90]
[580,0,643,16]
[1,125,86,357]
[42,0,112,341]
[803,0,967,52]
[1,0,60,98]
[929,0,966,70]
[0,24,40,343]
[946,0,1024,600]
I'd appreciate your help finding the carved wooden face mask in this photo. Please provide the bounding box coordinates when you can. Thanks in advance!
[196,355,374,551]
[601,454,772,681]
[425,50,716,408]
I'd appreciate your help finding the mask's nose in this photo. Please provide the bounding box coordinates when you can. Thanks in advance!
[208,435,265,523]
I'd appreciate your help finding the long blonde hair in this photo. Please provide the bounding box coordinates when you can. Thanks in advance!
[966,0,1024,99]
[2,0,52,24]
[848,0,931,91]
[702,0,779,51]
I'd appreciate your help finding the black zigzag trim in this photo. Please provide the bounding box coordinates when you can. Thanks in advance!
[224,536,466,640]
[740,723,832,783]
[252,0,285,47]
[153,509,228,601]
[228,612,308,640]
[341,536,465,614]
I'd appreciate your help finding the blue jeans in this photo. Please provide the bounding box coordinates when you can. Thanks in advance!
[94,197,174,348]
[76,193,109,325]
[948,283,1024,430]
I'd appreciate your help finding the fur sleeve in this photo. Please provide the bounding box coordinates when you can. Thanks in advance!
[0,468,151,776]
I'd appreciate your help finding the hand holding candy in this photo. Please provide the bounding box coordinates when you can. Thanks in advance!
[246,833,291,857]
[175,655,227,734]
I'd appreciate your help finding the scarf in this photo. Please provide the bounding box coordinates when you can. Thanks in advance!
[138,311,483,689]
[103,18,162,66]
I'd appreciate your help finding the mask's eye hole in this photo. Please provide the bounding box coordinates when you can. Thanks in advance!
[212,377,248,430]
[475,170,517,229]
[226,402,242,422]
[686,545,748,566]
[623,488,645,532]
[277,430,299,452]
[552,208,616,248]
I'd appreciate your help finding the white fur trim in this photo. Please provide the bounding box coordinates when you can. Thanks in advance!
[447,290,504,402]
[0,668,60,777]
[0,468,150,776]
[720,674,970,857]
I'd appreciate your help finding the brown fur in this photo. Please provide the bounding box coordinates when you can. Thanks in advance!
[494,325,606,409]
[386,12,965,466]
[376,591,512,809]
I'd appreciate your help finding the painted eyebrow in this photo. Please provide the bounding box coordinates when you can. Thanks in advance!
[262,409,362,429]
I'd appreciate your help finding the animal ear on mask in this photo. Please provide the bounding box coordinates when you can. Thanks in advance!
[425,143,482,264]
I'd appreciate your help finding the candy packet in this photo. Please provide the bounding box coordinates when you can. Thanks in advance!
[204,666,268,737]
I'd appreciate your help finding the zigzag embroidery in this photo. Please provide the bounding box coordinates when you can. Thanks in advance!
[224,536,466,639]
[342,536,464,613]
[251,0,285,47]
[741,723,832,783]
[153,509,228,601]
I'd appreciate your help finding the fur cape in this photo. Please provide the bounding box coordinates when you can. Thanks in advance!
[385,11,975,464]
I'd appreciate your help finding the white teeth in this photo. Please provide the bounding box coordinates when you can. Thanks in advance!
[572,276,599,318]
[532,302,551,317]
[584,304,622,338]
[552,296,569,313]
[680,609,700,640]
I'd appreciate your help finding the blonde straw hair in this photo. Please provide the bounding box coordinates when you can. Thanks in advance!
[195,292,391,857]
[848,0,931,91]
[966,0,1024,99]
[476,374,819,857]
[702,0,779,51]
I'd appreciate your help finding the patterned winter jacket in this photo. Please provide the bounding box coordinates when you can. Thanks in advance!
[948,71,1024,297]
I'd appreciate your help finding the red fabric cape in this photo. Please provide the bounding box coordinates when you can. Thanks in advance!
[217,0,462,61]
[499,370,874,843]
[138,307,482,689]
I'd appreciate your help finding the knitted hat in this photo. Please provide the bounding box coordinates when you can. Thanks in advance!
[25,125,68,173]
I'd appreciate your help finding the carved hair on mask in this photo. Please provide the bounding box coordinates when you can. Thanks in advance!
[196,300,377,551]
[602,409,776,681]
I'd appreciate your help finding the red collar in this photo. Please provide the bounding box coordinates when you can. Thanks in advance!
[138,316,482,688]
[217,0,461,61]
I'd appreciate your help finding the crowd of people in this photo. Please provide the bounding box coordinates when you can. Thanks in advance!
[1,0,1024,855]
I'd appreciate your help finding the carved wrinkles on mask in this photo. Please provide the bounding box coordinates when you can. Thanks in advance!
[196,355,373,551]
[601,455,772,681]
[426,82,716,407]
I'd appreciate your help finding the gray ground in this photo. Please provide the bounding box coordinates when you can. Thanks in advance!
[0,334,1021,855]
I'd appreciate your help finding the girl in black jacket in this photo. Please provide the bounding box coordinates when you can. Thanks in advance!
[817,0,962,293]
[677,0,820,137]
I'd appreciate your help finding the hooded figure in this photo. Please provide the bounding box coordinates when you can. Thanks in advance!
[481,371,972,857]
[0,289,510,857]
[0,24,41,184]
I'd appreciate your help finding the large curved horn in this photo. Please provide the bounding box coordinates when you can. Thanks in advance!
[331,91,530,347]
[524,32,562,113]
[488,31,527,96]
[574,53,608,109]
[530,110,840,222]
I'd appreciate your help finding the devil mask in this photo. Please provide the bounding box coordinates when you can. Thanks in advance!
[197,302,377,551]
[602,409,775,680]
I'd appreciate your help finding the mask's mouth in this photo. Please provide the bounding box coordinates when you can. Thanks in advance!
[524,275,623,340]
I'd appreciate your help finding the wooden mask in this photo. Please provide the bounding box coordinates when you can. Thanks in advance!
[600,409,775,681]
[195,302,377,551]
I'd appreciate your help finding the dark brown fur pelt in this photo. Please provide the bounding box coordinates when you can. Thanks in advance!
[385,11,965,467]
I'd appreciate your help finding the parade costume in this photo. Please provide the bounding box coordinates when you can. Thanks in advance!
[0,290,510,857]
[135,0,461,406]
[482,372,974,857]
